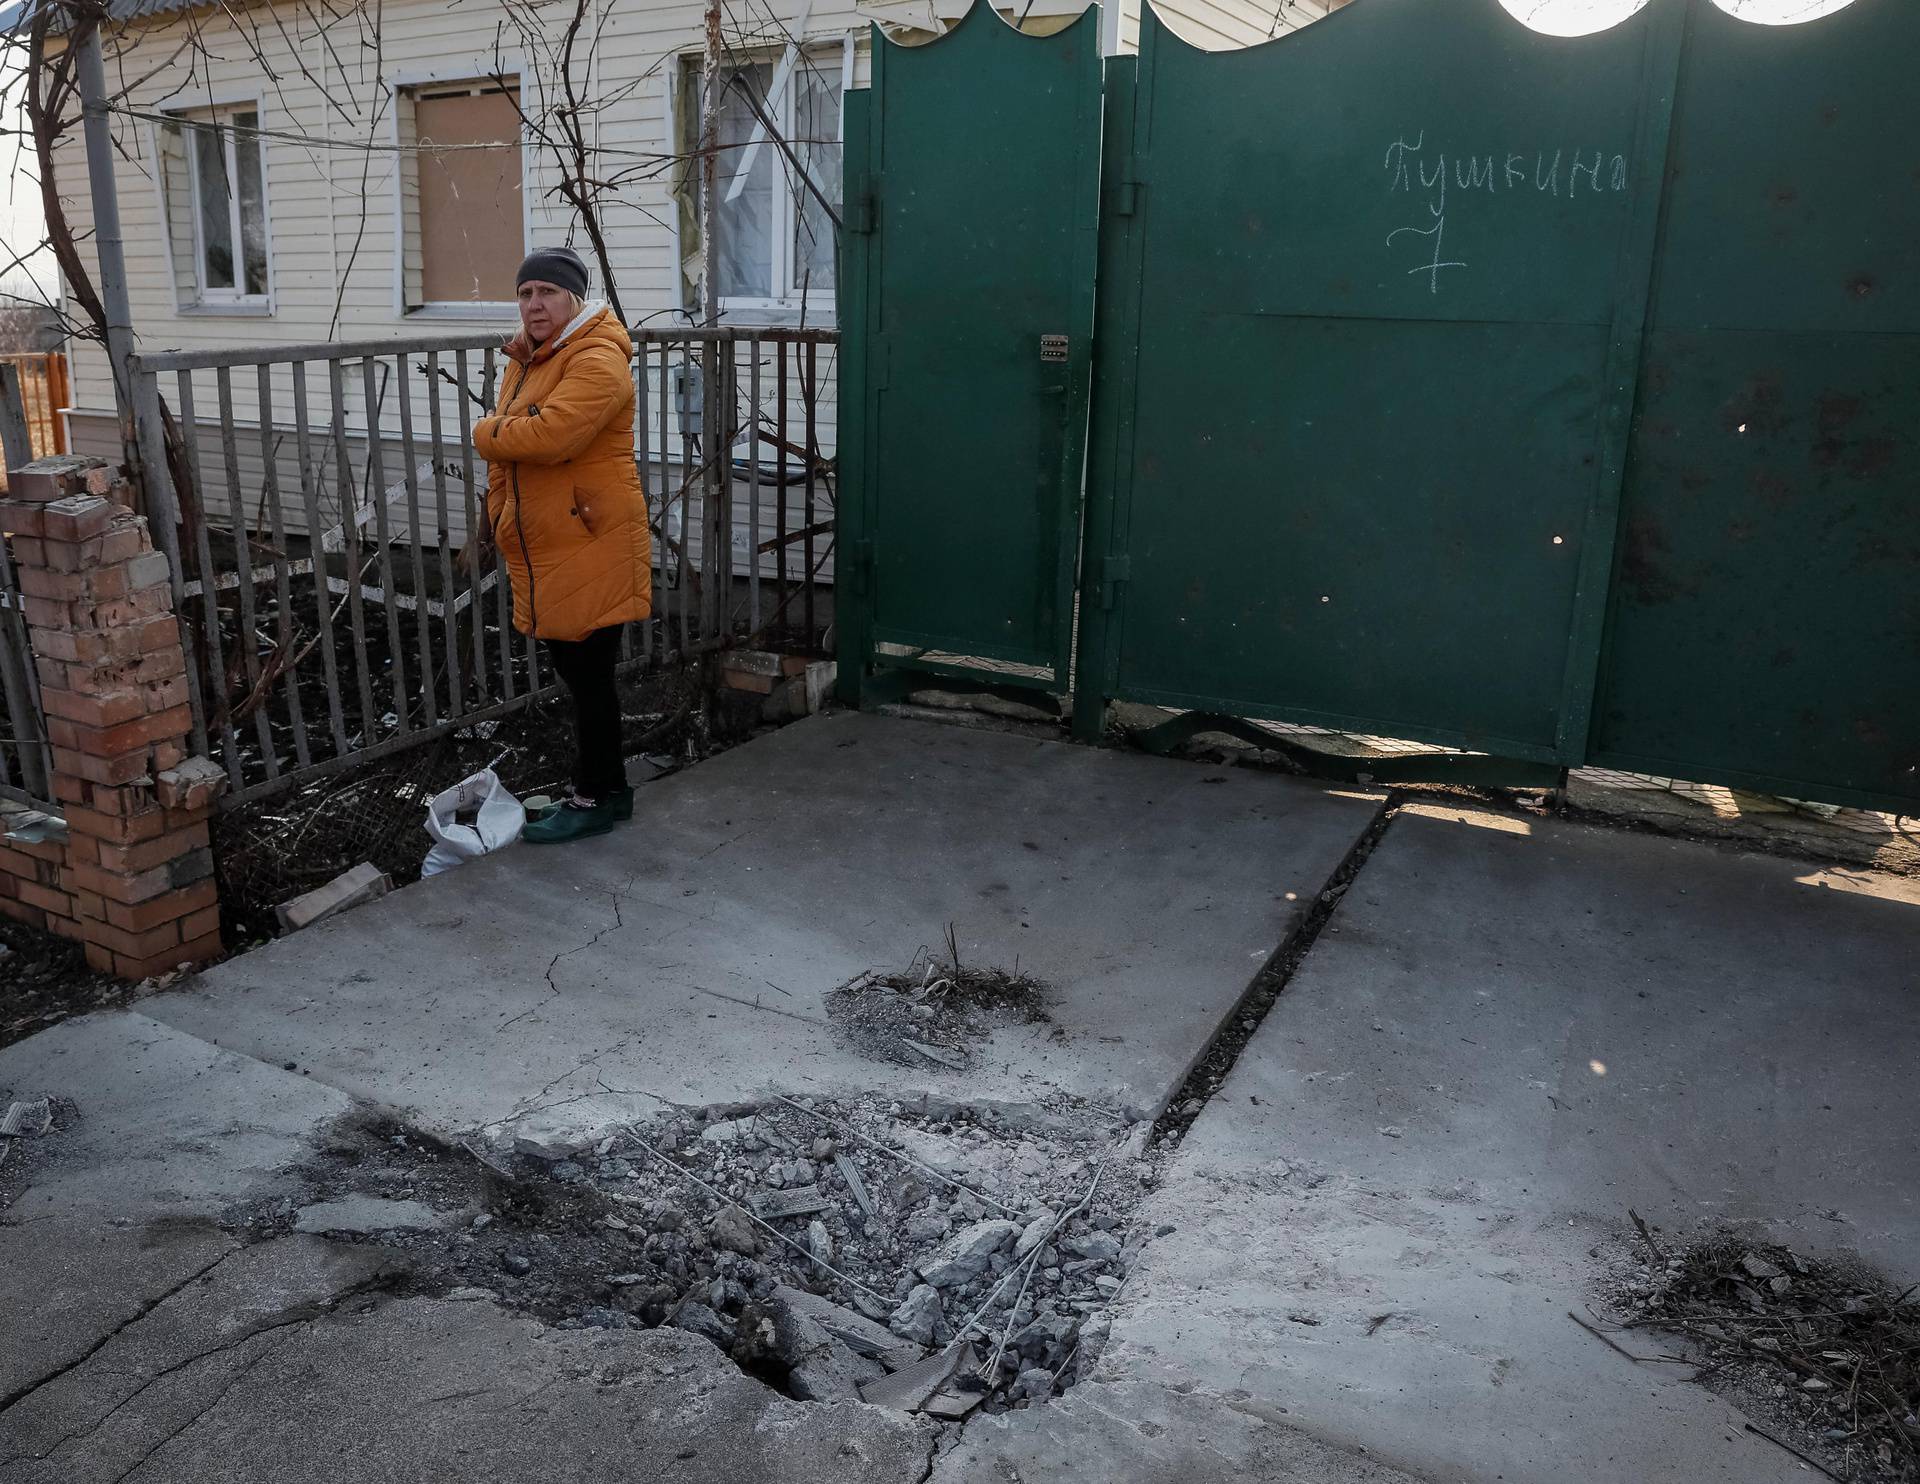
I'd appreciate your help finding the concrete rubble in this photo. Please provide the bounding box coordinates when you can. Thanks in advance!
[447,1090,1163,1417]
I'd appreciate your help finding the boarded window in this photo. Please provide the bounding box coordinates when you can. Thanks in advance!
[407,81,523,305]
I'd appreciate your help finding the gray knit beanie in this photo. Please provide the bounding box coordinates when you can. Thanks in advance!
[515,246,590,298]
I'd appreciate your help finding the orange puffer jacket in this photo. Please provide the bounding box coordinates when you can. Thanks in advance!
[476,306,652,642]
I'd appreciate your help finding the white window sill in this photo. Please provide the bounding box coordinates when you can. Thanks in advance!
[712,304,839,330]
[178,301,276,318]
[405,303,518,323]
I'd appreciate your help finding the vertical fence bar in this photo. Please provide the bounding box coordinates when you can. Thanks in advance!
[679,341,694,655]
[722,340,738,637]
[359,356,410,735]
[426,352,465,720]
[330,357,379,741]
[748,338,762,634]
[803,340,818,641]
[657,341,671,665]
[215,365,277,775]
[134,367,210,759]
[292,360,348,754]
[633,343,650,666]
[395,354,437,729]
[776,340,790,631]
[0,362,50,799]
[176,370,241,785]
[0,539,49,801]
[485,348,515,701]
[455,349,487,707]
[254,363,309,772]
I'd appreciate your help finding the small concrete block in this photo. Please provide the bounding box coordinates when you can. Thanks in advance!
[154,755,228,810]
[125,549,173,592]
[275,861,391,934]
[719,648,785,679]
[0,499,47,536]
[41,495,116,543]
[804,660,836,714]
[6,455,103,502]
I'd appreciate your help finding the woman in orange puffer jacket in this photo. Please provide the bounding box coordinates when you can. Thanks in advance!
[471,247,652,844]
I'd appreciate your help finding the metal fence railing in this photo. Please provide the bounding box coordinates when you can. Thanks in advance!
[0,360,56,807]
[133,326,838,809]
[0,353,69,493]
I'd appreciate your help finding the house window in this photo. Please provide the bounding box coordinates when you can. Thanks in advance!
[399,79,524,309]
[156,107,270,307]
[685,49,844,315]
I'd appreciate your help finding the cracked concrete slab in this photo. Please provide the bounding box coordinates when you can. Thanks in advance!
[144,713,1381,1143]
[0,1014,350,1408]
[1,1237,397,1475]
[950,803,1920,1484]
[11,1291,932,1484]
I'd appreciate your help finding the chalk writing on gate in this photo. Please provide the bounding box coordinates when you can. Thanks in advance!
[1383,131,1630,293]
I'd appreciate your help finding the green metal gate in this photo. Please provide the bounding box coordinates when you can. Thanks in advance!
[840,0,1920,815]
[837,6,1101,698]
[1587,0,1920,811]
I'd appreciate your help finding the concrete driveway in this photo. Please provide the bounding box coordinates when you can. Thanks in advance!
[943,801,1920,1483]
[4,721,1917,1484]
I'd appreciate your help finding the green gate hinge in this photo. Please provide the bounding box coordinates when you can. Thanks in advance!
[1093,553,1131,609]
[851,173,877,235]
[850,538,874,596]
[1108,159,1143,218]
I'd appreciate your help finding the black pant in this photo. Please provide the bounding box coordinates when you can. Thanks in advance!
[544,626,625,800]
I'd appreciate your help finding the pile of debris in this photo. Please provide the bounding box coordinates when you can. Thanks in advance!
[825,939,1052,1072]
[500,1091,1161,1417]
[1605,1226,1920,1482]
[0,1096,55,1177]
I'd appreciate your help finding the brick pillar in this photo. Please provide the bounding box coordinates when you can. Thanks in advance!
[1,454,228,979]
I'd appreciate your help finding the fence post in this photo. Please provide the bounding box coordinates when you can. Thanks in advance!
[76,24,143,478]
[0,365,51,798]
[0,454,227,979]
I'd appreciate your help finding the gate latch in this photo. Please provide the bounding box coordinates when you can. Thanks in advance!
[1040,334,1069,364]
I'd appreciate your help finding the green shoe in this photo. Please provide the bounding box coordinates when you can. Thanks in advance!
[609,787,634,822]
[523,801,617,845]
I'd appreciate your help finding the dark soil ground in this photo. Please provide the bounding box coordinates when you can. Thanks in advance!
[0,918,136,1051]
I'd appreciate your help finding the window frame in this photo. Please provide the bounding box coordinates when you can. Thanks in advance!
[152,95,276,317]
[685,38,851,322]
[389,60,532,321]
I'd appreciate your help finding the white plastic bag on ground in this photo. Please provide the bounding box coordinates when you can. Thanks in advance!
[422,768,526,877]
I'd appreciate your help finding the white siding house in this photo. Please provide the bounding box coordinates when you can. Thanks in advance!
[49,0,1346,449]
[30,0,1346,583]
